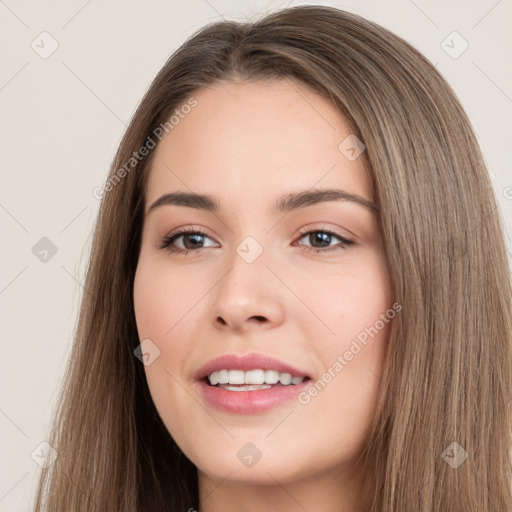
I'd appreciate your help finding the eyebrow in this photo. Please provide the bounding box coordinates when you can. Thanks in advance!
[146,188,379,216]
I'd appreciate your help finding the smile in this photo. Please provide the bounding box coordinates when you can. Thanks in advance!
[207,369,306,388]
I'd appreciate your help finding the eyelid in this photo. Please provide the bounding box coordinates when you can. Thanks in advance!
[295,223,354,241]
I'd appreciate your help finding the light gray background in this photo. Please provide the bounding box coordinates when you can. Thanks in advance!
[1,1,511,510]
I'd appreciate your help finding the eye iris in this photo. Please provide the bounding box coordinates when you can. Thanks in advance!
[183,233,204,249]
[310,232,332,247]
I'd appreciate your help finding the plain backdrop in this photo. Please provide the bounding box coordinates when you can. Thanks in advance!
[1,1,511,510]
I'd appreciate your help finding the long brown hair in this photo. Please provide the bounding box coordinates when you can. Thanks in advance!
[32,5,512,511]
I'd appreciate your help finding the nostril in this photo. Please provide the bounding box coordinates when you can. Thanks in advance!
[245,315,268,325]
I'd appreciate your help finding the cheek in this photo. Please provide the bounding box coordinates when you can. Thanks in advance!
[297,252,392,411]
[133,263,192,439]
[133,256,200,339]
[337,267,392,338]
[133,257,202,412]
[301,251,393,345]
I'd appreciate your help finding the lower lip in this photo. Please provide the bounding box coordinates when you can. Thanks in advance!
[196,378,311,414]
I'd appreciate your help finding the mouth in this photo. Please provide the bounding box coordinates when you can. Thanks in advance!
[194,353,313,414]
[204,369,311,391]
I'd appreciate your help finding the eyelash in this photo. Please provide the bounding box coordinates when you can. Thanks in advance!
[157,225,354,256]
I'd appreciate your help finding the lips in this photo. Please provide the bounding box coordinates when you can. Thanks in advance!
[194,354,311,414]
[194,353,311,381]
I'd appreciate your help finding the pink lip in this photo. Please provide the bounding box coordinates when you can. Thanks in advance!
[194,353,312,415]
[196,378,311,414]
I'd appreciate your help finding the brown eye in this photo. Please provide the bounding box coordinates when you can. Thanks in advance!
[158,227,217,254]
[295,228,354,253]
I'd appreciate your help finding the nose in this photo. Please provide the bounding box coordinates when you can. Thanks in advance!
[208,245,286,334]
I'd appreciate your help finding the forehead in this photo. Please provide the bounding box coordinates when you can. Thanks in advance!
[145,79,372,210]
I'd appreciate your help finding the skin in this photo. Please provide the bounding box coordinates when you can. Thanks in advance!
[133,79,393,512]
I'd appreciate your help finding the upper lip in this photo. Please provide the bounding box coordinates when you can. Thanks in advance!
[194,353,311,381]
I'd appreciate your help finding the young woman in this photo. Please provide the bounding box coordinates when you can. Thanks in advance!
[32,5,512,512]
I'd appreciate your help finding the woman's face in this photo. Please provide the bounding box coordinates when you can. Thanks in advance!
[133,79,393,493]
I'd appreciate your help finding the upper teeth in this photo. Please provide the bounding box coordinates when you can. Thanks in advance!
[208,369,305,386]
